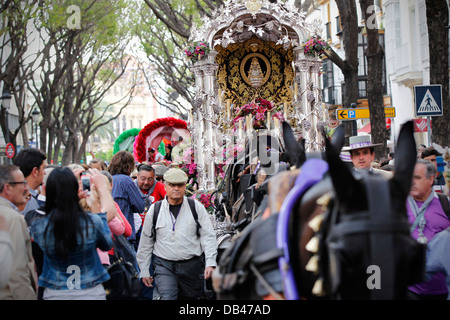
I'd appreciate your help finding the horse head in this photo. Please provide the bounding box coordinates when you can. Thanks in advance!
[213,120,425,300]
[293,120,425,300]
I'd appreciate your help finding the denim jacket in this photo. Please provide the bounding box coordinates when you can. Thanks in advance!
[30,212,113,290]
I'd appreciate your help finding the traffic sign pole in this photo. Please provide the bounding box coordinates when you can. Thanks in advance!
[5,143,15,159]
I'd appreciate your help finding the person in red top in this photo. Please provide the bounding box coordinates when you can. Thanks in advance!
[136,164,166,203]
[148,148,164,164]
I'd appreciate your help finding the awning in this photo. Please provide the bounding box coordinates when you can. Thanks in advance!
[358,123,371,134]
[357,119,391,134]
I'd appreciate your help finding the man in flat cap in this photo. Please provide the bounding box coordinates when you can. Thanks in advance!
[343,134,392,179]
[153,164,168,182]
[136,168,217,300]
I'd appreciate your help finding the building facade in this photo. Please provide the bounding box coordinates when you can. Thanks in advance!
[309,0,449,148]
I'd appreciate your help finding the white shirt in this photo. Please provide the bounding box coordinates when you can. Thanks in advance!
[136,196,217,278]
[154,152,165,162]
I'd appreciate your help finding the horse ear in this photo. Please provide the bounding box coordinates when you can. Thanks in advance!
[324,135,361,207]
[392,120,417,197]
[282,121,306,168]
[330,125,346,153]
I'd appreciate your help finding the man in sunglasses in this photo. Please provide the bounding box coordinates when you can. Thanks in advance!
[0,164,37,299]
[137,168,217,300]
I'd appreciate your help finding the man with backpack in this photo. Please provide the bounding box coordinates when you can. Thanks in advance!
[136,168,217,300]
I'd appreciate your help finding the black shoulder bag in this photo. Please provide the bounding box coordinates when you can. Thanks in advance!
[103,235,142,300]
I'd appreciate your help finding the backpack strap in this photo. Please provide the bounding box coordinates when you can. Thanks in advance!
[151,198,201,239]
[151,200,163,239]
[187,197,201,238]
[437,192,450,220]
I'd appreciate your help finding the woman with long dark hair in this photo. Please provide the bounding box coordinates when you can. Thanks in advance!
[30,167,116,300]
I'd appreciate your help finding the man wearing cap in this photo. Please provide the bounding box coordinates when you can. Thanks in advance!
[136,168,217,300]
[153,164,168,182]
[343,135,392,179]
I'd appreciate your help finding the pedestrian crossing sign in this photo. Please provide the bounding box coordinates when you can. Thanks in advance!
[414,85,443,117]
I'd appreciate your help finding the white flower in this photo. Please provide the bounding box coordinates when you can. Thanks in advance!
[256,28,264,37]
[223,29,233,39]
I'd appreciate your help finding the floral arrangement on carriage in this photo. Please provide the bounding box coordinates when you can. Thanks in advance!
[183,40,210,63]
[178,143,246,214]
[302,35,330,59]
[232,98,285,130]
[222,144,245,165]
[176,146,219,213]
[180,146,197,193]
[180,146,226,193]
[192,192,216,213]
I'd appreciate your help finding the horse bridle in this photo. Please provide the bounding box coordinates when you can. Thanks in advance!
[323,173,413,299]
[277,159,414,300]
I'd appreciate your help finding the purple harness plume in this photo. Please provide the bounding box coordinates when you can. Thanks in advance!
[276,158,329,300]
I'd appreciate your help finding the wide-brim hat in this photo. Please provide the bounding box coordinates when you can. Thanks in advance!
[163,168,188,184]
[342,134,383,152]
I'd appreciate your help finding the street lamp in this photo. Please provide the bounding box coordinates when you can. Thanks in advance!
[31,108,40,149]
[0,91,12,145]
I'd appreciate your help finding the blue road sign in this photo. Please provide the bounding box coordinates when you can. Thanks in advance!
[414,85,443,117]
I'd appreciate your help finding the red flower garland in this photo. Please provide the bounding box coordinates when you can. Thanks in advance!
[134,117,188,163]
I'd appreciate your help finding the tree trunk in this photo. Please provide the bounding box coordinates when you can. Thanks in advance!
[360,0,387,160]
[426,0,449,147]
[61,133,75,166]
[52,141,60,165]
[332,0,360,144]
[75,137,88,164]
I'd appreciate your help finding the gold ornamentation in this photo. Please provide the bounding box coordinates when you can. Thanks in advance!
[215,36,294,115]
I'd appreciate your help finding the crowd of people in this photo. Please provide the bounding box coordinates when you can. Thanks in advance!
[343,135,450,300]
[0,133,449,300]
[0,147,217,300]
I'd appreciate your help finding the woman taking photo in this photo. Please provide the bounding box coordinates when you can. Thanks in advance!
[30,167,117,300]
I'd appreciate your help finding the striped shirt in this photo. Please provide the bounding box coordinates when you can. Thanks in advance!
[111,174,145,241]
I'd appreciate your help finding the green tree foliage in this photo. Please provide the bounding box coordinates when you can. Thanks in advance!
[134,0,223,118]
[27,0,138,164]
